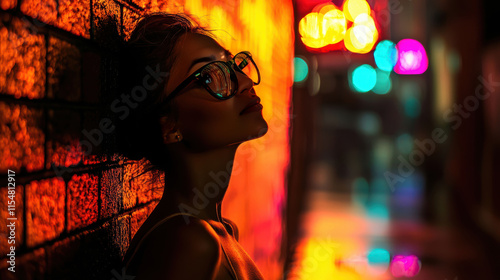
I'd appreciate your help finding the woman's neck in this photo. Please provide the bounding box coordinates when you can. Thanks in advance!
[158,144,240,221]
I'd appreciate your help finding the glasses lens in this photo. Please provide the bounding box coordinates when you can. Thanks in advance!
[234,52,260,85]
[200,63,235,98]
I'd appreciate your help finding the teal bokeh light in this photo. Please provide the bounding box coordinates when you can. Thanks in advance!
[293,57,309,83]
[374,40,398,72]
[368,248,391,266]
[404,97,421,118]
[372,69,392,94]
[351,64,377,92]
[396,133,413,154]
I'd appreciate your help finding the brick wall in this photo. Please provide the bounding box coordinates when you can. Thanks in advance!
[0,0,294,279]
[0,1,179,279]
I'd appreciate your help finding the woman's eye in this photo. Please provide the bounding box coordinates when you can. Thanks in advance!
[201,74,213,85]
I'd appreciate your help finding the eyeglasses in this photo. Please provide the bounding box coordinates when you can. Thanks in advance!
[164,51,260,102]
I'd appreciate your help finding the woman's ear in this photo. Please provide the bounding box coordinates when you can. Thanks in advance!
[159,116,183,144]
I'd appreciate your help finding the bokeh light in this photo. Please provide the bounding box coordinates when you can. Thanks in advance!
[367,248,391,275]
[396,133,413,154]
[322,8,347,45]
[358,112,380,135]
[394,39,428,74]
[299,12,328,49]
[390,255,421,277]
[351,64,377,92]
[404,96,421,118]
[294,57,309,83]
[372,69,392,94]
[299,4,347,49]
[344,13,379,54]
[343,0,371,22]
[352,177,369,206]
[374,40,398,71]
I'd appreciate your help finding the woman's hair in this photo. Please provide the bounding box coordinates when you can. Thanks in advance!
[113,13,213,170]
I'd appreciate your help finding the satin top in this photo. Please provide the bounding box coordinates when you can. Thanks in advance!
[122,212,265,280]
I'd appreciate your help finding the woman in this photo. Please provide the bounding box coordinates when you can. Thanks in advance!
[116,12,268,280]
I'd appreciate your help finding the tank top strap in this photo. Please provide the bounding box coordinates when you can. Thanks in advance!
[123,212,201,269]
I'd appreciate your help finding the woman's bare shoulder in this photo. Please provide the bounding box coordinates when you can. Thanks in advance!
[134,215,222,280]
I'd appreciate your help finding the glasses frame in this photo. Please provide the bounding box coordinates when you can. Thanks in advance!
[164,51,260,103]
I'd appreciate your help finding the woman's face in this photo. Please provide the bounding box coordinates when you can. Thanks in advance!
[163,32,268,151]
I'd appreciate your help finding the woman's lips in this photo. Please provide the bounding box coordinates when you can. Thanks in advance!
[240,103,263,114]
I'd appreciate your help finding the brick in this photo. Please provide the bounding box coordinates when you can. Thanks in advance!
[0,248,45,280]
[0,184,23,256]
[100,168,123,219]
[92,0,121,42]
[147,0,185,13]
[128,0,149,10]
[122,6,141,40]
[0,0,16,10]
[20,0,57,26]
[82,51,101,103]
[46,109,83,171]
[130,207,148,239]
[122,163,138,210]
[47,36,81,101]
[0,102,44,173]
[26,178,65,247]
[109,215,130,260]
[57,0,91,39]
[0,16,46,99]
[68,173,98,231]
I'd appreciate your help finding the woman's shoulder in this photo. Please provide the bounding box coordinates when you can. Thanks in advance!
[133,213,222,279]
[147,213,221,253]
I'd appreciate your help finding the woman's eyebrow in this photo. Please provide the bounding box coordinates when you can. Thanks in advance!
[187,55,216,74]
[186,50,233,75]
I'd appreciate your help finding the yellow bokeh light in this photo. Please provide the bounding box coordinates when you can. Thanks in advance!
[343,0,371,22]
[344,13,378,53]
[299,5,346,49]
[344,25,378,54]
[353,13,376,31]
[322,9,346,45]
[301,35,328,49]
[299,12,322,40]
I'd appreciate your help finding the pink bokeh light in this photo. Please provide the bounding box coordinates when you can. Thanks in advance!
[390,255,421,277]
[394,39,428,75]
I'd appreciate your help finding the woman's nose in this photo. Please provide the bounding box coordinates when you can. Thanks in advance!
[235,70,255,95]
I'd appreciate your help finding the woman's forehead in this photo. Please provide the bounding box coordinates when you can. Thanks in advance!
[166,32,229,94]
[174,33,229,67]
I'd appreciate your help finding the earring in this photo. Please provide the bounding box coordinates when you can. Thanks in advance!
[176,133,182,142]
